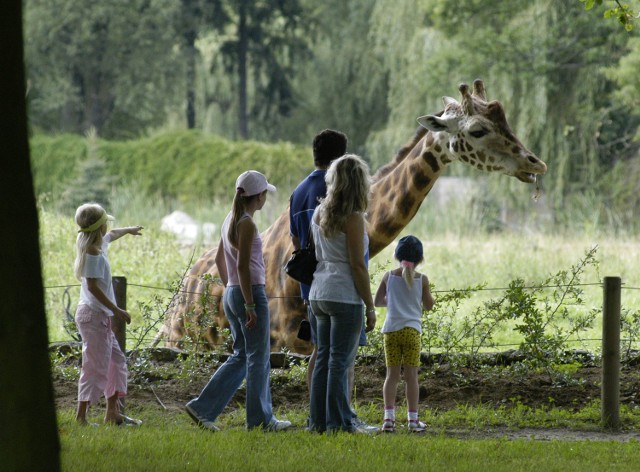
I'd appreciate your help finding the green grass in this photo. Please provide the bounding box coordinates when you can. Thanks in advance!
[39,197,640,351]
[57,406,640,471]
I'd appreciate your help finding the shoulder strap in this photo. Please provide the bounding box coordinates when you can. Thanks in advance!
[307,223,314,249]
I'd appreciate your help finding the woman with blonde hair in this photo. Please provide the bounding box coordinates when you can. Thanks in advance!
[308,154,376,433]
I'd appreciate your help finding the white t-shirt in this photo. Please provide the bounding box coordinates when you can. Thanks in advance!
[78,234,116,315]
[381,273,424,333]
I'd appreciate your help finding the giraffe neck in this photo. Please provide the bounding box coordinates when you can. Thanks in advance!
[367,130,451,257]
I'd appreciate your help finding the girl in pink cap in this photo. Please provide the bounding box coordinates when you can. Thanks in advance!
[185,171,292,432]
[73,202,143,426]
[374,235,434,433]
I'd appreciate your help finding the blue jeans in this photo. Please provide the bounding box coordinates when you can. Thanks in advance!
[309,300,362,433]
[307,304,318,345]
[186,285,274,428]
[308,304,366,347]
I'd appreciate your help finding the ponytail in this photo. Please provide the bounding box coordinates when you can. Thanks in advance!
[228,190,246,249]
[228,190,264,248]
[400,260,415,289]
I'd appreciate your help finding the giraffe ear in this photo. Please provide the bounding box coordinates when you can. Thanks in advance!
[417,114,456,133]
[442,96,458,107]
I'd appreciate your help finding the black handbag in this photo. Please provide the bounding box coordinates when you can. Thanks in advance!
[284,229,317,286]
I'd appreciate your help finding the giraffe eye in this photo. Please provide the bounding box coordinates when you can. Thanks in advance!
[469,129,488,138]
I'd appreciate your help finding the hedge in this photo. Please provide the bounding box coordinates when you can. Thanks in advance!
[29,130,312,203]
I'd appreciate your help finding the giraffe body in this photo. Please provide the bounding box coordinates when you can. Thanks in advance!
[158,80,547,353]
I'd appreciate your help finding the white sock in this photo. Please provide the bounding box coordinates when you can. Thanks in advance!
[408,410,418,422]
[384,407,395,421]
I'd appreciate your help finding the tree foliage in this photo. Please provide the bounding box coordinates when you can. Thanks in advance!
[24,0,184,138]
[202,0,310,139]
[22,0,640,228]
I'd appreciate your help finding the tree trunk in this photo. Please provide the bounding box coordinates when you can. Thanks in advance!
[0,2,60,470]
[181,0,198,129]
[237,1,249,139]
[184,28,197,129]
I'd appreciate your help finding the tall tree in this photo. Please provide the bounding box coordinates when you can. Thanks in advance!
[208,0,310,139]
[179,0,228,128]
[275,0,391,155]
[1,1,60,470]
[24,0,183,138]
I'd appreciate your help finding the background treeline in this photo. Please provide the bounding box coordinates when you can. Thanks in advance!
[24,0,640,231]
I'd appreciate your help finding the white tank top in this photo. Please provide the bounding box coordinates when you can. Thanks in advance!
[308,219,368,305]
[381,273,423,333]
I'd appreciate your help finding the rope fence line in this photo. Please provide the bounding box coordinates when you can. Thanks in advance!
[47,277,639,349]
[44,280,617,299]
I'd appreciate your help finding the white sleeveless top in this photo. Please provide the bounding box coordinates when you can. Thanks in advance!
[308,218,368,305]
[381,273,423,333]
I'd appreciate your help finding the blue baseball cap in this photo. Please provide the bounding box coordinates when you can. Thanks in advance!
[395,235,423,263]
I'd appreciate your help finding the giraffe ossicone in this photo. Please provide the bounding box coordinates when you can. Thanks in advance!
[157,79,547,353]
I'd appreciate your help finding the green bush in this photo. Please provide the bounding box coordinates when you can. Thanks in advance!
[30,131,311,205]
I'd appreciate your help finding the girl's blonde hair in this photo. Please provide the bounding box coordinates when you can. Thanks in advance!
[401,263,416,289]
[227,191,262,249]
[394,235,424,289]
[315,154,371,237]
[74,203,107,280]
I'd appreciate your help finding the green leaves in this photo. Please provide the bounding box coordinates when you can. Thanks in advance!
[582,0,603,10]
[580,0,637,30]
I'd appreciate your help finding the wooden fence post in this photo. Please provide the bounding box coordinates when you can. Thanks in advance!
[112,276,127,413]
[602,276,621,430]
[111,276,127,354]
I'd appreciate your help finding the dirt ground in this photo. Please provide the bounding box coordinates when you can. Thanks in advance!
[51,345,640,441]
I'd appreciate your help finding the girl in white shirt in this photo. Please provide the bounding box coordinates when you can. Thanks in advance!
[374,235,434,433]
[74,203,143,426]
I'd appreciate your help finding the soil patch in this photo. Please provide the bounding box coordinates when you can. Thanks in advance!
[51,346,640,441]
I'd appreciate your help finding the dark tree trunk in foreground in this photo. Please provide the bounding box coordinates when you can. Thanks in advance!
[0,1,61,470]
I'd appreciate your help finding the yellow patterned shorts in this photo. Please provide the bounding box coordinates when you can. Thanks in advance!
[383,327,421,367]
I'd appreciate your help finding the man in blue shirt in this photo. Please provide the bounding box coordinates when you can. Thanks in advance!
[289,129,376,433]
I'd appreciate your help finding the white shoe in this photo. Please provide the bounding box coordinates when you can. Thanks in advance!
[408,419,426,433]
[266,419,292,432]
[185,404,219,432]
[381,418,395,433]
[353,416,378,434]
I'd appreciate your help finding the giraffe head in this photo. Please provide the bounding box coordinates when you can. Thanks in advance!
[417,79,547,183]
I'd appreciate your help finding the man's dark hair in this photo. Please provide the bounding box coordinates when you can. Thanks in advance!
[313,129,348,167]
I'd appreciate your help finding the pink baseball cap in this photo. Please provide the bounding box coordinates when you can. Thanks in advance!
[235,170,277,197]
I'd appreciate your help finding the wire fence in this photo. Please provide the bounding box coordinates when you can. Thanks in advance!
[44,277,640,353]
[44,279,613,299]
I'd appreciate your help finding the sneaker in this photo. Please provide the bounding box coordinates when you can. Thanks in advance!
[407,419,426,433]
[352,416,378,434]
[119,415,143,427]
[265,419,292,432]
[381,419,395,433]
[185,404,219,432]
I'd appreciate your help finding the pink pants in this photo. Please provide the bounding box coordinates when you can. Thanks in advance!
[75,305,128,405]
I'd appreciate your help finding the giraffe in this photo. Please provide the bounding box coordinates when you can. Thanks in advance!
[157,79,547,354]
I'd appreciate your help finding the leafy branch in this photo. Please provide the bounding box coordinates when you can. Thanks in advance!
[581,0,640,31]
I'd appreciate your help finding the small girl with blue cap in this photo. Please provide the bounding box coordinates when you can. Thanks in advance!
[374,235,434,433]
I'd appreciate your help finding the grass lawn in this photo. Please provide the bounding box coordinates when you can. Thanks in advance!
[57,408,640,472]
